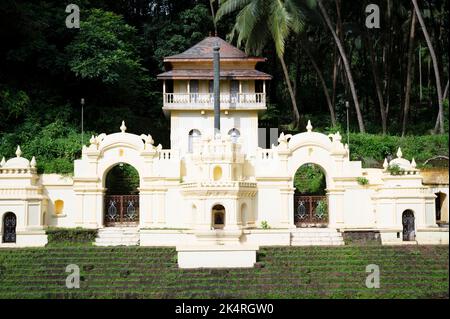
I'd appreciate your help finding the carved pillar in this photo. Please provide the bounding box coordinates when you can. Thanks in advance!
[225,199,240,230]
[280,186,296,228]
[139,189,153,228]
[327,188,345,228]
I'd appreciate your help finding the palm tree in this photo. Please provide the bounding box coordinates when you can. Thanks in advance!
[316,0,365,133]
[216,0,309,130]
[209,0,218,35]
[411,0,444,134]
[402,8,417,137]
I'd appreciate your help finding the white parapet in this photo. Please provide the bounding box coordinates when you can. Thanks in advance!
[176,244,259,269]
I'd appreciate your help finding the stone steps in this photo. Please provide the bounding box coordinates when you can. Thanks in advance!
[95,227,140,246]
[291,228,344,246]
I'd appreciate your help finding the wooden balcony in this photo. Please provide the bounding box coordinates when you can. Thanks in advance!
[162,93,266,110]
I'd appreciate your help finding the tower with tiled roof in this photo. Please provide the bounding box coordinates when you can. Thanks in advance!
[157,36,271,156]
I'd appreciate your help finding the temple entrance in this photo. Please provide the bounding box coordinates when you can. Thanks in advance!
[104,163,140,227]
[402,210,415,241]
[2,212,16,243]
[293,163,328,227]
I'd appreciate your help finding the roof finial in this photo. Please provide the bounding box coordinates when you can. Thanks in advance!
[383,158,388,169]
[0,157,5,167]
[411,158,417,169]
[120,121,127,133]
[30,156,36,168]
[396,147,402,158]
[16,145,22,157]
[214,30,218,37]
[306,120,313,132]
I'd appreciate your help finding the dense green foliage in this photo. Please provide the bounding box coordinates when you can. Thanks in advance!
[294,164,326,194]
[348,133,449,167]
[46,228,98,244]
[0,246,447,298]
[105,164,140,195]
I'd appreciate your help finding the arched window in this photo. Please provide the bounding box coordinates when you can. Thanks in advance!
[54,200,64,215]
[188,129,201,153]
[213,166,222,181]
[402,210,415,241]
[435,192,446,224]
[228,128,240,143]
[212,205,225,229]
[2,212,17,243]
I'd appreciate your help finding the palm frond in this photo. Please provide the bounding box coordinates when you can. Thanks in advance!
[233,2,260,47]
[285,0,306,33]
[215,0,252,22]
[269,0,291,57]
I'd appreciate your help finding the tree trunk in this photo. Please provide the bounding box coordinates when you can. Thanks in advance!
[383,0,393,130]
[366,33,388,134]
[443,80,449,100]
[209,0,217,35]
[331,0,343,110]
[402,9,417,137]
[302,41,337,126]
[412,0,444,134]
[317,0,365,133]
[279,55,301,130]
[433,80,449,130]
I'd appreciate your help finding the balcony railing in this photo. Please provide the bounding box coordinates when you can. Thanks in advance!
[163,93,266,108]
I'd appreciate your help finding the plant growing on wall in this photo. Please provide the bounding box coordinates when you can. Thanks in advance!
[261,221,271,229]
[357,177,369,185]
[387,164,404,175]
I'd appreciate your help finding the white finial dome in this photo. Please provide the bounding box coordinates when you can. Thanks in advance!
[16,145,22,157]
[120,121,127,133]
[30,156,37,168]
[306,120,313,132]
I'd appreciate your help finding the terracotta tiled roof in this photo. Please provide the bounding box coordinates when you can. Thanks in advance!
[164,36,264,61]
[157,69,272,80]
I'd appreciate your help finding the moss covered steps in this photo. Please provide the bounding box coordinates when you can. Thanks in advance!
[0,246,447,298]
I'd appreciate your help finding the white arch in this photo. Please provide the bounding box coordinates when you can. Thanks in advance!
[287,133,342,189]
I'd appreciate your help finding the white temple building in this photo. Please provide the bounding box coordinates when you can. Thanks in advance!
[0,37,448,267]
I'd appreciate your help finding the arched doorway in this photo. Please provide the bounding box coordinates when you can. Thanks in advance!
[435,192,446,225]
[402,210,415,241]
[2,212,17,243]
[212,205,225,229]
[104,163,140,227]
[293,163,328,227]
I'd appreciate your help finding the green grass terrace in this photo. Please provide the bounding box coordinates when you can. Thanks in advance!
[0,245,448,299]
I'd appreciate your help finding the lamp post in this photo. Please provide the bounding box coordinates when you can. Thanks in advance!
[345,101,350,147]
[81,98,85,147]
